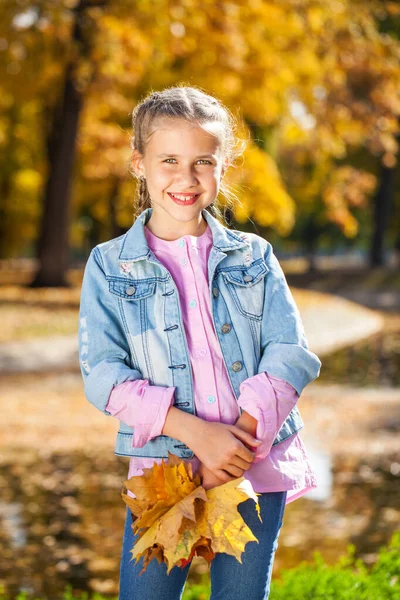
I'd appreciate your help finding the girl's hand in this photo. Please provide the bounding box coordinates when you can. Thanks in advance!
[190,421,262,483]
[197,462,226,491]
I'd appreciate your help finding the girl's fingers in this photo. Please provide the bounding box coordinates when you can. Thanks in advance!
[215,469,236,482]
[224,464,245,478]
[231,454,253,471]
[214,467,244,481]
[231,425,262,447]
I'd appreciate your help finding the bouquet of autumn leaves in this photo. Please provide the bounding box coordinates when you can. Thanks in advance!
[121,451,262,575]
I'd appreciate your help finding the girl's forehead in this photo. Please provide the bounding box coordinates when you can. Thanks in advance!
[147,118,224,151]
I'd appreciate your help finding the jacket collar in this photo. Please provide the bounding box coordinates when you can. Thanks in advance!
[118,206,247,261]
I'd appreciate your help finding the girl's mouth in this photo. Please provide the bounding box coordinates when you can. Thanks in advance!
[167,192,200,206]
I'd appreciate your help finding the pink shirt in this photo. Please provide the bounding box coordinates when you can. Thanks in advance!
[106,223,318,505]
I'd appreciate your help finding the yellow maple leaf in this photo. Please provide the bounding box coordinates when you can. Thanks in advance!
[121,451,261,574]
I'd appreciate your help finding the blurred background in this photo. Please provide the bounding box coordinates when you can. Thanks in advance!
[0,0,399,598]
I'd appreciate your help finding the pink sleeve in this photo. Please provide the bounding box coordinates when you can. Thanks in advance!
[105,380,176,448]
[237,372,299,464]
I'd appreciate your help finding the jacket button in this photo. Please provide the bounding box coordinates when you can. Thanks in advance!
[232,361,243,372]
[126,286,136,295]
[212,287,219,297]
[221,323,231,334]
[243,274,253,282]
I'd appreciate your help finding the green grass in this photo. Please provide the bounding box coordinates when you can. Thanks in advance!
[1,532,399,600]
[268,531,400,600]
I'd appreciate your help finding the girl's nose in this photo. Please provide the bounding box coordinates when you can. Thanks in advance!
[175,168,199,185]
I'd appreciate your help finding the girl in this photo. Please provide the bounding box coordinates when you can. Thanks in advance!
[78,85,322,599]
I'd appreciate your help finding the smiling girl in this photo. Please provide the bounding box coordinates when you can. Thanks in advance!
[78,85,321,599]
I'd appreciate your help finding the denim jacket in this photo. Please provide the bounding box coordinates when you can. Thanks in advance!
[78,207,321,459]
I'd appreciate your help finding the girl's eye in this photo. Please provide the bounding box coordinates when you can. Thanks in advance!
[163,159,212,165]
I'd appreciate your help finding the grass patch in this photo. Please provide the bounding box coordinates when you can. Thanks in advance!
[269,530,400,599]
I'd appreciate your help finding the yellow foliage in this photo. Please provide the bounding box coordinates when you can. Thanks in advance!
[1,0,399,251]
[229,139,296,236]
[121,451,261,575]
[13,169,42,194]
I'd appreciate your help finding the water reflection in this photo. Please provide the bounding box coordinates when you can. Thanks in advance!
[0,448,398,598]
[280,449,400,570]
[0,500,26,548]
[302,445,333,502]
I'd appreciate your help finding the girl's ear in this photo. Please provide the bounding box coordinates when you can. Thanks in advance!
[221,156,229,177]
[131,150,145,179]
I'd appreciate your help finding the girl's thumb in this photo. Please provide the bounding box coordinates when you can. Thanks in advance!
[233,426,262,445]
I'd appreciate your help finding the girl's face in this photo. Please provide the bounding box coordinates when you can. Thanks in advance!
[132,118,227,234]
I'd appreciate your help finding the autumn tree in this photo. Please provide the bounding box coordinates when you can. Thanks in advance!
[0,0,399,281]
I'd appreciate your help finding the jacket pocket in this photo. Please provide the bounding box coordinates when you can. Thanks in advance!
[221,260,269,320]
[107,277,157,300]
[106,276,158,337]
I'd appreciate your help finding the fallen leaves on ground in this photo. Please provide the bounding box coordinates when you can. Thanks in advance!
[121,451,261,574]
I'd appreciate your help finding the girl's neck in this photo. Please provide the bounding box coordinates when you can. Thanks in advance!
[145,212,208,241]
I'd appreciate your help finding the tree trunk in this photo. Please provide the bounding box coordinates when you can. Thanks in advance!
[0,102,18,258]
[30,1,103,287]
[369,159,395,268]
[303,218,319,274]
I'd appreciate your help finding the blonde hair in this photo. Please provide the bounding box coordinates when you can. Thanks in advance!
[128,85,248,224]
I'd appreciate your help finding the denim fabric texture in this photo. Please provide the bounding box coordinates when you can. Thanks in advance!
[78,206,321,459]
[118,491,287,600]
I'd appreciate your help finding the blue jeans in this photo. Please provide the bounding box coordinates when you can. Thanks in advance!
[118,490,287,600]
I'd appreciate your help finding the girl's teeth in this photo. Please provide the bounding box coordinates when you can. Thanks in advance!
[170,193,198,201]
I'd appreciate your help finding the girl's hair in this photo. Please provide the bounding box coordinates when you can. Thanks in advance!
[128,85,248,224]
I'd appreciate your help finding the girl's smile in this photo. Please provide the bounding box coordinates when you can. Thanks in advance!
[167,192,201,205]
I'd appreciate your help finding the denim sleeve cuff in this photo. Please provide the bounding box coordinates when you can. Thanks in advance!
[237,372,299,463]
[257,342,321,396]
[105,380,176,448]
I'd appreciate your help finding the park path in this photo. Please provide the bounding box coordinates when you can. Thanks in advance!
[0,290,384,373]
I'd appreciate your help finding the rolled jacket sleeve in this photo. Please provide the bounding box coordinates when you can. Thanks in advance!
[237,372,299,463]
[105,380,176,448]
[78,247,144,415]
[258,242,322,396]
